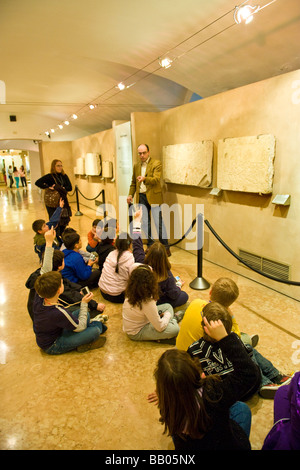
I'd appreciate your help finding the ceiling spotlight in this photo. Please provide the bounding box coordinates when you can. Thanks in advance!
[72,114,78,119]
[64,120,69,125]
[50,128,55,133]
[234,5,259,24]
[116,82,126,91]
[58,124,63,129]
[45,131,50,136]
[159,57,173,69]
[89,104,95,109]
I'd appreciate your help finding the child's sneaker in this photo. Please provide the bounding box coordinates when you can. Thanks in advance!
[91,313,109,323]
[174,310,185,323]
[259,375,294,399]
[250,334,259,348]
[272,373,294,386]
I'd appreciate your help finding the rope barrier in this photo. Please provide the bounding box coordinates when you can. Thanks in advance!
[69,185,106,217]
[76,186,105,201]
[204,219,300,286]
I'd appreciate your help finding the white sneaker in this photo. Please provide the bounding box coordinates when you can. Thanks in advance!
[91,314,109,323]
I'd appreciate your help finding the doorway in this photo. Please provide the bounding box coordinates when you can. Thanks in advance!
[0,149,31,187]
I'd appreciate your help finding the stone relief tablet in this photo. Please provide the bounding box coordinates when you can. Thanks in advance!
[162,141,213,187]
[217,134,275,194]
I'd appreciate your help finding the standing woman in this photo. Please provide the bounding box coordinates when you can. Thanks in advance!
[35,159,72,236]
[13,167,20,188]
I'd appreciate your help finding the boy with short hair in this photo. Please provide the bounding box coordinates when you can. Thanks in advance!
[176,277,241,351]
[61,231,100,288]
[33,270,106,354]
[32,198,64,259]
[187,301,293,399]
[188,302,261,401]
[86,218,102,252]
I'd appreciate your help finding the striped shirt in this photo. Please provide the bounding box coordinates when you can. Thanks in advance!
[33,294,88,350]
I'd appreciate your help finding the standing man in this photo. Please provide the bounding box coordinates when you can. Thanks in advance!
[127,144,170,256]
[7,165,14,188]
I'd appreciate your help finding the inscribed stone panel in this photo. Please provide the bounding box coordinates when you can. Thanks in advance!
[217,135,275,194]
[162,141,213,187]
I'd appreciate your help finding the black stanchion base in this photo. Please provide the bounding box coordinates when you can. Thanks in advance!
[75,211,83,216]
[189,277,210,290]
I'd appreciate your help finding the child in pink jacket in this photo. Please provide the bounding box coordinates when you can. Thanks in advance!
[98,233,135,303]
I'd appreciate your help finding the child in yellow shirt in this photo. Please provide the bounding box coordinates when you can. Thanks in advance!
[176,278,243,351]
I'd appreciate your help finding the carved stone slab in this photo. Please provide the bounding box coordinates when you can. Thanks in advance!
[217,135,276,194]
[163,141,213,187]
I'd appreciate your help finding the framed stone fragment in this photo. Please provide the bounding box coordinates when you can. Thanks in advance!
[217,134,276,194]
[162,141,213,187]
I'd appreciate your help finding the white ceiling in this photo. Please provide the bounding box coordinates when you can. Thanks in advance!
[0,0,299,144]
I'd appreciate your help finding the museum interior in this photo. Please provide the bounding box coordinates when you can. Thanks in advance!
[0,0,299,452]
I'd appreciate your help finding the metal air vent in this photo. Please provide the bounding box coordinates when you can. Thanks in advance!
[238,249,290,281]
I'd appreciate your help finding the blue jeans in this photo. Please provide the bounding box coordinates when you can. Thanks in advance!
[138,193,169,248]
[128,303,179,341]
[251,348,280,387]
[45,309,106,355]
[229,401,252,438]
[86,244,97,253]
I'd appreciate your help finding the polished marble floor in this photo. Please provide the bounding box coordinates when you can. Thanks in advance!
[0,184,299,450]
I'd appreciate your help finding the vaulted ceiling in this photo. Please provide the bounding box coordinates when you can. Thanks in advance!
[1,0,299,143]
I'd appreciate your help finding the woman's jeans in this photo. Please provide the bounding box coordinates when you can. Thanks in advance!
[44,309,106,355]
[128,303,179,341]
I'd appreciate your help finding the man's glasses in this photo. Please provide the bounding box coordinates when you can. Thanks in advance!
[138,151,148,156]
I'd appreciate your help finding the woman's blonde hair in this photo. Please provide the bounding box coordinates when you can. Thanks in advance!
[50,159,65,174]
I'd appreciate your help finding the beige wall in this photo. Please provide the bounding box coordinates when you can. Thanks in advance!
[39,69,300,300]
[131,70,300,300]
[71,128,117,217]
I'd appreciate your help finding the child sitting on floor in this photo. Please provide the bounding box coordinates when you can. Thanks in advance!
[187,301,293,400]
[32,198,64,260]
[122,264,180,342]
[176,277,241,351]
[132,208,188,309]
[61,231,101,289]
[95,227,116,273]
[86,218,102,252]
[33,271,107,355]
[98,232,135,303]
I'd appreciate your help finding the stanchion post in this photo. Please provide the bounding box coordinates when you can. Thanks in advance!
[102,190,108,218]
[74,185,83,216]
[189,213,210,290]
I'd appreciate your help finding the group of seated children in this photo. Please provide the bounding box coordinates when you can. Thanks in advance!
[29,214,117,354]
[30,227,108,354]
[28,207,298,449]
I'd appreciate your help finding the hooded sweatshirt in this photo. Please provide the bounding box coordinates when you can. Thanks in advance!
[61,249,92,283]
